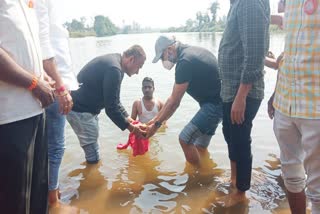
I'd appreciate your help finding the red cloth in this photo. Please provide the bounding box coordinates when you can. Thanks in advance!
[117,121,149,156]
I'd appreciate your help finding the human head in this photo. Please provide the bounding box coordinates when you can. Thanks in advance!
[152,35,178,70]
[122,45,146,77]
[142,77,154,99]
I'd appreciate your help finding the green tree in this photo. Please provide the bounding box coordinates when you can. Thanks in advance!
[210,1,219,24]
[65,19,85,32]
[196,12,203,28]
[93,15,117,37]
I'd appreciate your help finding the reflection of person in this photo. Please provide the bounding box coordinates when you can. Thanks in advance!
[0,1,55,213]
[35,0,77,205]
[147,35,222,166]
[218,0,270,207]
[67,45,146,164]
[131,77,164,124]
[271,0,320,213]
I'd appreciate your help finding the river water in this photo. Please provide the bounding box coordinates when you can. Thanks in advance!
[54,32,293,214]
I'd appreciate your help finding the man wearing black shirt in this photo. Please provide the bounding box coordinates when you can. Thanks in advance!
[67,45,146,164]
[147,36,222,165]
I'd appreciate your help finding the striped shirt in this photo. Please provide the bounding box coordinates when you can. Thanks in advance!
[273,0,320,119]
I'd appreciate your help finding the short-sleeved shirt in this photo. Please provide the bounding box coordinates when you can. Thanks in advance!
[175,44,221,106]
[71,54,129,130]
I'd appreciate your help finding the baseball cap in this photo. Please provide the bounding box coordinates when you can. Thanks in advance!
[152,35,176,63]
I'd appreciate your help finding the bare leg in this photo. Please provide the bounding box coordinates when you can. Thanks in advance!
[287,190,306,214]
[216,189,248,207]
[179,139,200,165]
[48,189,60,206]
[230,160,236,188]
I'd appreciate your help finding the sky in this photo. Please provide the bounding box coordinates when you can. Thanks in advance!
[60,0,280,28]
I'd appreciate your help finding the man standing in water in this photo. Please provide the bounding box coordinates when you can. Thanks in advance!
[67,45,147,164]
[35,0,77,206]
[271,0,320,213]
[131,77,164,124]
[218,0,270,207]
[0,1,55,212]
[146,35,222,165]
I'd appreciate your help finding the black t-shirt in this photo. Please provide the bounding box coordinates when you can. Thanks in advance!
[175,44,221,105]
[71,54,129,130]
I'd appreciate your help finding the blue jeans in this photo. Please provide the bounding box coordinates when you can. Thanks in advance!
[222,97,261,192]
[66,111,100,164]
[46,101,66,191]
[179,102,222,148]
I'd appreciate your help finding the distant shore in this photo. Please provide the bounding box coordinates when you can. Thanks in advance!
[69,26,283,38]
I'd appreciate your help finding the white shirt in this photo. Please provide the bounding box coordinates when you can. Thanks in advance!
[35,0,78,90]
[0,0,44,125]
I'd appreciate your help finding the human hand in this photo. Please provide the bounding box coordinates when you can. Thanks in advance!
[145,124,158,138]
[267,51,275,59]
[32,78,55,108]
[43,72,56,88]
[272,15,283,29]
[267,93,275,119]
[130,123,147,138]
[276,52,284,65]
[56,89,73,114]
[231,96,246,125]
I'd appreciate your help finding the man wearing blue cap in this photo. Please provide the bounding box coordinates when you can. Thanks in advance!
[146,35,222,165]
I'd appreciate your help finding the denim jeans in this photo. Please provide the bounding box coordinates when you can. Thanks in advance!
[46,101,66,191]
[222,97,261,192]
[66,111,100,163]
[179,102,222,148]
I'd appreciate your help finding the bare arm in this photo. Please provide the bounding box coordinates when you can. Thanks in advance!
[152,82,188,124]
[158,99,164,111]
[0,48,36,87]
[265,57,279,70]
[146,83,188,138]
[131,100,139,120]
[232,84,252,124]
[0,48,54,107]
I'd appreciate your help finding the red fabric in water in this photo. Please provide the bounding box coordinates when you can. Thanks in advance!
[117,121,149,156]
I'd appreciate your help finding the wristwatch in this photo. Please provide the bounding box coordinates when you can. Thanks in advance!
[154,121,162,128]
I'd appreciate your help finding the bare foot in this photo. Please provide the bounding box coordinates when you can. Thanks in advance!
[216,191,248,207]
[49,203,80,214]
[218,177,236,189]
[48,189,60,206]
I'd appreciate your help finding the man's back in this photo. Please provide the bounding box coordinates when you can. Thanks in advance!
[175,44,221,105]
[72,54,123,114]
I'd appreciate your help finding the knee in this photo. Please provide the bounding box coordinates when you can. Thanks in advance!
[282,163,306,193]
[284,178,305,193]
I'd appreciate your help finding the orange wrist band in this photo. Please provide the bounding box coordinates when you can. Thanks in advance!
[28,77,38,91]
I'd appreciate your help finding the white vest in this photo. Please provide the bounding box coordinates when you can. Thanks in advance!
[138,98,159,124]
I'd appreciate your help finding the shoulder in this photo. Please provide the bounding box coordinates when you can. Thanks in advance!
[156,98,164,107]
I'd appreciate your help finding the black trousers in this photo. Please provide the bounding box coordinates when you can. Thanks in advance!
[222,97,261,192]
[0,114,48,214]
